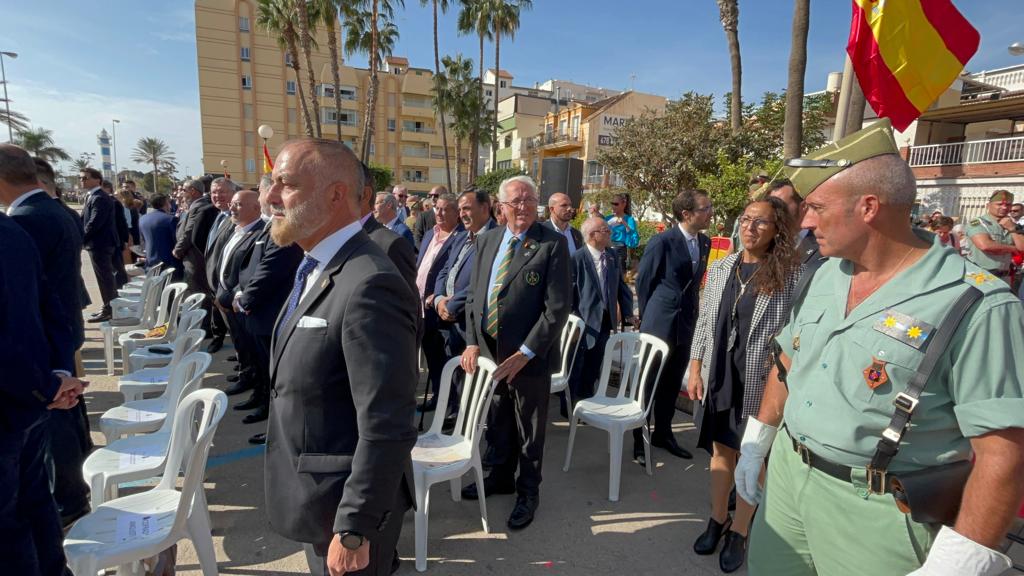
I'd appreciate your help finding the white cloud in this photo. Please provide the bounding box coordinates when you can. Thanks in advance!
[12,80,204,179]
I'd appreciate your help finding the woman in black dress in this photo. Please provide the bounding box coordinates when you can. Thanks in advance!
[686,197,800,573]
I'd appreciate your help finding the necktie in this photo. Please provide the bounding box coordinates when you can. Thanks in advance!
[207,212,228,250]
[598,251,609,303]
[486,236,519,339]
[277,255,319,338]
[445,235,475,297]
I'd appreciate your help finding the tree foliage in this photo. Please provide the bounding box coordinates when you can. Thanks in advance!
[367,162,394,191]
[15,127,71,162]
[472,166,524,195]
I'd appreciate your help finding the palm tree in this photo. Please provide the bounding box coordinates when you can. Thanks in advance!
[15,127,71,163]
[72,154,95,173]
[296,0,323,138]
[131,137,177,195]
[257,0,316,136]
[0,108,30,137]
[783,0,809,158]
[315,0,345,140]
[716,0,742,135]
[457,0,493,181]
[436,54,489,189]
[487,0,531,170]
[342,2,402,162]
[420,0,453,192]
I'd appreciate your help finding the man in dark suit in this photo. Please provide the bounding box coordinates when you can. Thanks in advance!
[459,175,571,530]
[234,176,303,445]
[138,194,181,273]
[358,167,417,298]
[546,192,583,254]
[0,210,87,575]
[413,185,443,247]
[633,189,712,465]
[567,216,635,415]
[201,177,237,354]
[264,139,417,576]
[418,193,464,412]
[766,178,820,264]
[103,180,130,289]
[1,145,93,525]
[80,167,120,322]
[211,189,265,417]
[172,179,218,300]
[435,189,496,358]
[374,192,415,249]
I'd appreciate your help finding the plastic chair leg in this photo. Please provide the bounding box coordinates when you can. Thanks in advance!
[187,502,219,576]
[104,329,115,375]
[562,415,579,472]
[609,430,623,502]
[450,478,461,502]
[641,425,653,477]
[88,472,106,509]
[66,555,97,576]
[414,481,430,572]
[473,462,489,534]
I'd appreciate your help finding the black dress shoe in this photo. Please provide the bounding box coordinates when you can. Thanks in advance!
[651,434,693,459]
[719,530,747,573]
[390,550,401,574]
[507,495,539,530]
[206,338,224,354]
[233,395,264,411]
[461,477,516,501]
[87,312,111,323]
[248,433,267,445]
[227,355,238,362]
[242,406,268,424]
[226,374,240,383]
[633,442,647,467]
[693,516,732,555]
[224,380,253,396]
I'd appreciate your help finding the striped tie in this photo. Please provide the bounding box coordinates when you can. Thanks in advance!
[486,236,519,338]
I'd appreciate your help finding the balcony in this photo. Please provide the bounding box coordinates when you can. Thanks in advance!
[527,132,583,152]
[906,136,1024,180]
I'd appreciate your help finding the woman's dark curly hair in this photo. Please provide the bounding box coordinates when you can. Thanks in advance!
[744,196,799,295]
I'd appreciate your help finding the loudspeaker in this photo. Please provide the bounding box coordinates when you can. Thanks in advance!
[540,157,584,207]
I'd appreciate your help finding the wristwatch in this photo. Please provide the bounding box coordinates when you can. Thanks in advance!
[339,531,365,550]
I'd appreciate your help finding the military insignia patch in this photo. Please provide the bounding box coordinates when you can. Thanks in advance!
[969,218,981,226]
[967,271,997,285]
[792,334,800,351]
[863,357,889,390]
[872,309,934,349]
[526,270,541,286]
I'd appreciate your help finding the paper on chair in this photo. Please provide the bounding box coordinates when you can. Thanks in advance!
[115,513,155,543]
[119,445,164,467]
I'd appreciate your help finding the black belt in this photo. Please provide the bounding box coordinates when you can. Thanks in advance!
[786,429,892,494]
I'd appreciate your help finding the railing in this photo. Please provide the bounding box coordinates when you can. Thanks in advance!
[527,132,582,149]
[403,126,435,134]
[970,69,1024,92]
[907,136,1024,167]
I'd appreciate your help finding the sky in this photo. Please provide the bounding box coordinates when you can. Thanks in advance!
[2,1,1021,179]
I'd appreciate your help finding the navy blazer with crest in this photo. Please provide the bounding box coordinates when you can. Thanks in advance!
[635,225,711,346]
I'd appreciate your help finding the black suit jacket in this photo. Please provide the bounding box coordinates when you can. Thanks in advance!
[9,192,86,350]
[363,216,417,299]
[112,198,129,247]
[236,224,303,336]
[572,245,633,350]
[81,188,119,250]
[465,222,571,376]
[204,213,233,291]
[412,208,436,249]
[266,230,418,545]
[174,195,219,293]
[434,220,498,334]
[546,219,584,252]
[214,221,265,308]
[797,232,820,265]
[635,226,710,346]
[415,224,464,303]
[0,213,74,431]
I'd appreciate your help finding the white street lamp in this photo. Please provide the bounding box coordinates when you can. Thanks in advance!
[1009,42,1024,57]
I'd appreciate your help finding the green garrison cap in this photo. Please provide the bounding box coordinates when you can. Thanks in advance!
[990,190,1014,203]
[783,118,900,199]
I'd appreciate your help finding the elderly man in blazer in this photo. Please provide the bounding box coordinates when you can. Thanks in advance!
[201,178,238,354]
[459,175,571,530]
[633,189,713,465]
[173,179,219,297]
[358,165,416,298]
[264,139,417,576]
[566,216,634,416]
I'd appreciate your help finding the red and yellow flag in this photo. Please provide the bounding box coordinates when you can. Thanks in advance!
[263,142,274,174]
[848,0,979,131]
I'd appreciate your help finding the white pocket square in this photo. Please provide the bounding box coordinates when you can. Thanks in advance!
[297,316,328,328]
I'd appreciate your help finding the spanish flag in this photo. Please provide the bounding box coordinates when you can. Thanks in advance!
[848,0,979,131]
[263,142,274,174]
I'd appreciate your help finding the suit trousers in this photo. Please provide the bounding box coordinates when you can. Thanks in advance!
[243,320,272,407]
[87,246,117,309]
[110,245,129,289]
[564,314,612,414]
[422,311,456,410]
[222,308,254,380]
[634,332,693,444]
[301,495,406,576]
[43,408,91,517]
[0,417,68,576]
[201,298,228,342]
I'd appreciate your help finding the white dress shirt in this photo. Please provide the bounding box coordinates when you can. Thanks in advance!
[550,220,578,253]
[301,220,363,301]
[218,219,262,286]
[586,243,606,295]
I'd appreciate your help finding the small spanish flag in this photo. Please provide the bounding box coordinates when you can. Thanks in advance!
[848,0,979,131]
[263,142,274,174]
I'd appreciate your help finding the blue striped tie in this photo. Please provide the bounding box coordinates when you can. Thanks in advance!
[277,255,319,338]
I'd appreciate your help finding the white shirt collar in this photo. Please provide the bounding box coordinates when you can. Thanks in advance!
[87,186,102,195]
[550,219,570,233]
[585,243,604,261]
[306,220,363,270]
[235,218,262,234]
[678,223,697,242]
[7,188,46,213]
[387,215,402,228]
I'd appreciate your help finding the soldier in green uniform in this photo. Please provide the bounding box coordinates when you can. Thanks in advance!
[733,119,1024,575]
[964,189,1024,283]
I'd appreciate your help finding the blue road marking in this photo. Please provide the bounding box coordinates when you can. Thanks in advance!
[118,444,265,488]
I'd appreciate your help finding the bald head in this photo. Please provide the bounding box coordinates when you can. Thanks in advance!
[582,216,611,250]
[230,189,262,226]
[547,192,574,227]
[829,154,916,208]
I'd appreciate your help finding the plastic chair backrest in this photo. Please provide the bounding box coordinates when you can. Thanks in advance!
[139,269,174,325]
[593,332,669,410]
[176,310,207,337]
[552,314,585,379]
[166,295,204,341]
[159,388,227,534]
[154,349,212,435]
[428,357,499,448]
[153,282,188,328]
[165,329,207,372]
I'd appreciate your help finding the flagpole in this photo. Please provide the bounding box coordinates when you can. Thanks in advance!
[833,55,855,141]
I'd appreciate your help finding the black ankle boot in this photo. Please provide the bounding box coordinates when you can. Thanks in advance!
[719,530,747,573]
[693,516,732,555]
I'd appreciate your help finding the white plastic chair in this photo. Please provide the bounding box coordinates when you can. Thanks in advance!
[118,329,207,402]
[100,351,212,444]
[118,263,163,298]
[111,266,172,320]
[85,351,213,508]
[65,388,227,576]
[562,332,669,501]
[103,280,185,375]
[549,314,586,409]
[120,293,206,367]
[412,356,499,572]
[123,305,206,373]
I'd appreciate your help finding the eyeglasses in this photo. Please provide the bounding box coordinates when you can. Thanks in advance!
[693,204,714,213]
[428,194,439,199]
[503,198,538,209]
[738,216,775,230]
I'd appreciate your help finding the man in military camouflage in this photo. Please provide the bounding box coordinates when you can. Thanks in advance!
[734,120,1024,576]
[964,189,1024,284]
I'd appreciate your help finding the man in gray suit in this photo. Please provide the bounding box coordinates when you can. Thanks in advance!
[264,139,418,576]
[459,175,571,530]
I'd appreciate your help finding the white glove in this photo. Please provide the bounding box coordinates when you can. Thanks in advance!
[907,526,1011,576]
[735,416,778,506]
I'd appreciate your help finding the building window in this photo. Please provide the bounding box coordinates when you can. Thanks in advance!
[497,160,512,170]
[240,47,250,61]
[369,142,376,156]
[402,169,427,183]
[485,89,493,97]
[285,53,293,66]
[500,80,507,88]
[401,143,429,158]
[402,95,432,108]
[402,120,432,133]
[239,16,250,32]
[245,131,255,146]
[321,107,357,126]
[244,104,253,119]
[317,84,335,98]
[504,135,512,148]
[559,119,568,135]
[532,159,539,175]
[571,116,580,138]
[286,80,296,95]
[246,158,257,173]
[387,119,396,132]
[340,85,357,100]
[288,107,296,123]
[242,74,253,90]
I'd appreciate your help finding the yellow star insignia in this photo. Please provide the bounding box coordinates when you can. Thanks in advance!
[884,316,897,328]
[968,272,995,285]
[907,326,923,340]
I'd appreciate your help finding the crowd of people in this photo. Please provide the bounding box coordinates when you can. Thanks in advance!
[2,118,1024,576]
